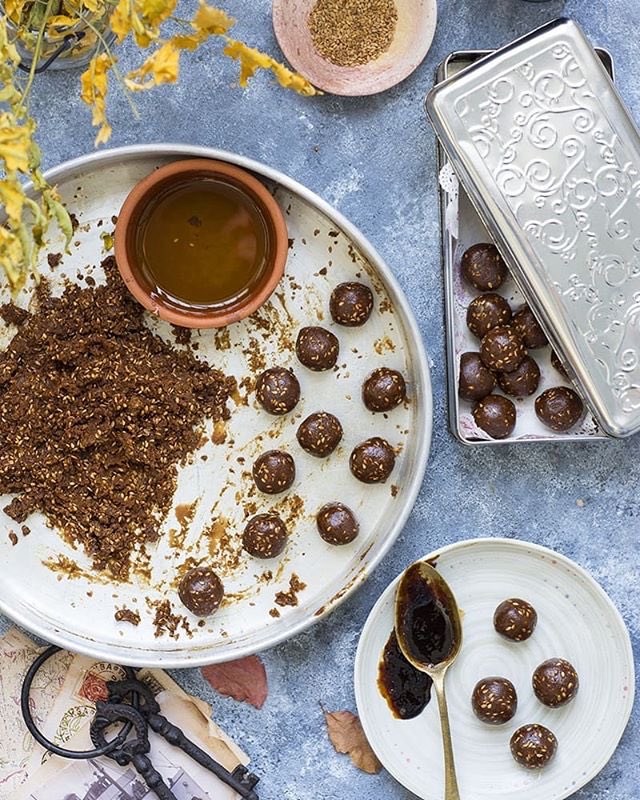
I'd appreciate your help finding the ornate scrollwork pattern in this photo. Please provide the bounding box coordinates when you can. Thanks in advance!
[453,41,640,422]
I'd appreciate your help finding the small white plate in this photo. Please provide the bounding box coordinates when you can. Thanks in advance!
[354,538,634,800]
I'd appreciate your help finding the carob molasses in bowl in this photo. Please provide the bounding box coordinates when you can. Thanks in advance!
[114,159,288,328]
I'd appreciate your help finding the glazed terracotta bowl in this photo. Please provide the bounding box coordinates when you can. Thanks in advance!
[114,159,288,328]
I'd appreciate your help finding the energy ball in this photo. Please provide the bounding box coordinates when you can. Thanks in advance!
[296,326,339,371]
[472,395,516,439]
[459,352,496,401]
[178,566,224,617]
[252,450,296,494]
[471,677,517,725]
[297,411,343,457]
[316,502,359,545]
[480,326,526,373]
[551,350,569,378]
[461,243,508,291]
[466,293,512,339]
[512,305,548,349]
[330,282,374,326]
[494,598,538,642]
[532,658,579,708]
[497,355,540,397]
[350,437,395,483]
[242,513,288,559]
[535,387,584,431]
[363,367,407,412]
[256,367,300,415]
[510,724,558,770]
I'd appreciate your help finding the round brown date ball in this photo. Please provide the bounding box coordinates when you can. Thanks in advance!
[497,355,540,397]
[551,350,568,378]
[494,598,538,642]
[363,367,407,412]
[472,394,516,439]
[316,502,359,545]
[480,326,526,373]
[535,387,584,431]
[350,437,395,483]
[296,326,339,371]
[297,411,343,457]
[461,243,508,291]
[532,658,579,708]
[253,450,296,494]
[466,293,512,339]
[243,513,288,559]
[330,282,374,326]
[178,566,224,617]
[471,677,517,725]
[512,305,548,349]
[256,367,300,415]
[510,724,558,770]
[459,352,496,401]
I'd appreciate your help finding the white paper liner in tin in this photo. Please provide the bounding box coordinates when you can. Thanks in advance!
[439,163,603,442]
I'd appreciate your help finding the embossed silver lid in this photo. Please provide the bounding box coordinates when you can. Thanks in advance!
[427,18,640,438]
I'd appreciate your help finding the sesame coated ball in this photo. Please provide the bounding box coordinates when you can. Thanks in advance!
[242,513,288,559]
[256,367,300,415]
[252,450,296,494]
[296,326,339,371]
[532,658,579,708]
[493,598,538,641]
[510,724,558,770]
[297,411,343,457]
[330,282,374,326]
[350,437,395,483]
[316,502,359,545]
[471,677,517,725]
[362,367,407,412]
[480,326,526,373]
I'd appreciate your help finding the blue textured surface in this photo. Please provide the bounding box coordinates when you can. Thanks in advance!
[7,1,639,797]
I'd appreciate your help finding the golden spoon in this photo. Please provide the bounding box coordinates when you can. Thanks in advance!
[395,561,463,800]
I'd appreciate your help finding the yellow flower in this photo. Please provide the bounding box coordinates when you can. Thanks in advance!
[80,52,115,145]
[125,39,180,90]
[223,39,317,96]
[0,179,24,224]
[192,2,234,36]
[5,0,28,23]
[0,113,33,173]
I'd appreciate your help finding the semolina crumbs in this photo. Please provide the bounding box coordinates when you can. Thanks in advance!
[309,0,398,68]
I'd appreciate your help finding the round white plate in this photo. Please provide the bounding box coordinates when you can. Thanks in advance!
[0,145,431,667]
[355,538,634,800]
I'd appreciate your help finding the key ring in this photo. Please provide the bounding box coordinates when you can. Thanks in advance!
[21,644,138,760]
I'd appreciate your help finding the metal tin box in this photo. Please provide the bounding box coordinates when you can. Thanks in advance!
[428,19,640,439]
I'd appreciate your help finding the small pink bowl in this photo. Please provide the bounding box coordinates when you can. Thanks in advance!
[114,159,288,329]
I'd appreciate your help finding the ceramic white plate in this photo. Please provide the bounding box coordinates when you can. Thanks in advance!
[355,538,634,800]
[0,145,432,668]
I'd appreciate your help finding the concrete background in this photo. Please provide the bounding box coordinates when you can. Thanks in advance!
[8,1,639,798]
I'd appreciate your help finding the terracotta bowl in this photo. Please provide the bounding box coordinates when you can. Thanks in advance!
[114,159,288,328]
[272,0,437,96]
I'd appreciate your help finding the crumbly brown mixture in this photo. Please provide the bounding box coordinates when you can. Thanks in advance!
[309,0,398,67]
[115,607,141,626]
[0,303,28,327]
[275,573,307,607]
[0,256,235,580]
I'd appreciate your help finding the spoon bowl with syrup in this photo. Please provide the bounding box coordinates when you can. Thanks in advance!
[115,159,288,328]
[395,561,463,800]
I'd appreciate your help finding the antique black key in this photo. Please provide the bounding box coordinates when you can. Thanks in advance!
[105,678,260,800]
[91,701,177,800]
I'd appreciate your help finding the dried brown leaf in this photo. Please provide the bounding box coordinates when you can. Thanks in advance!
[201,655,268,709]
[324,709,382,774]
